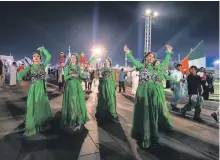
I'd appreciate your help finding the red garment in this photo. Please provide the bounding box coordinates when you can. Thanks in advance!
[59,56,65,64]
[79,56,87,65]
[17,66,25,72]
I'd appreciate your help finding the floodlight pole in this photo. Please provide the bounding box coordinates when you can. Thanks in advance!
[143,10,157,53]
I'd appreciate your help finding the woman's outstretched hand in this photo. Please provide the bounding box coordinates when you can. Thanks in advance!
[124,45,130,53]
[37,46,44,52]
[166,45,173,52]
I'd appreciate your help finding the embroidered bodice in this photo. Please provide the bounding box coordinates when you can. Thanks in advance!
[68,64,79,76]
[101,68,112,79]
[29,64,45,83]
[138,63,156,84]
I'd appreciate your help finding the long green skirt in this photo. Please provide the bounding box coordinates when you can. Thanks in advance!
[24,80,53,136]
[61,78,89,126]
[131,80,159,148]
[157,84,172,130]
[96,79,118,120]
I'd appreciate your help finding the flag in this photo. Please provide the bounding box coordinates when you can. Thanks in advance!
[180,56,189,74]
[180,40,205,74]
[188,40,206,68]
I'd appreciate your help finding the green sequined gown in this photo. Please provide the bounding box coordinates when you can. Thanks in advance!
[61,58,96,126]
[126,50,172,148]
[96,67,118,120]
[153,52,177,131]
[17,47,52,136]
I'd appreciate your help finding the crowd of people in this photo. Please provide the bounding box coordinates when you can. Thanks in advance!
[0,44,218,150]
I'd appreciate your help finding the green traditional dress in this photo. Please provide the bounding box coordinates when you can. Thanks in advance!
[153,52,178,131]
[96,66,118,121]
[61,57,95,126]
[126,50,172,148]
[17,47,52,136]
[156,71,178,131]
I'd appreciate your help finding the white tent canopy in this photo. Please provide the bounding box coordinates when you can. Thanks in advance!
[0,55,14,62]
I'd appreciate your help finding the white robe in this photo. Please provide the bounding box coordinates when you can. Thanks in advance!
[91,78,99,94]
[91,78,99,104]
[131,70,139,94]
[10,65,17,86]
[58,68,64,83]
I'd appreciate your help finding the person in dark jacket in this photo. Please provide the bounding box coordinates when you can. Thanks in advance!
[88,70,95,90]
[181,66,203,122]
[166,70,171,88]
[207,72,214,94]
[197,67,209,100]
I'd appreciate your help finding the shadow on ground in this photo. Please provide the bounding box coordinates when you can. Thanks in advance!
[137,129,219,160]
[0,113,88,160]
[95,114,134,160]
[120,93,219,160]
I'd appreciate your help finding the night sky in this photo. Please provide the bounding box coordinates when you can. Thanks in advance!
[0,1,219,66]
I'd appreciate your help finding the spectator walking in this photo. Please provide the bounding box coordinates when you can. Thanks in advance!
[181,66,203,122]
[170,64,183,111]
[207,72,214,94]
[9,62,17,86]
[119,68,126,93]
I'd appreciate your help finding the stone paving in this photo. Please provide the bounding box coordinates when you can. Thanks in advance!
[0,83,219,160]
[0,86,135,160]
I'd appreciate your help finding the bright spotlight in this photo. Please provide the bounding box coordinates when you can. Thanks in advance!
[94,48,102,54]
[154,12,158,17]
[91,47,103,55]
[146,9,151,15]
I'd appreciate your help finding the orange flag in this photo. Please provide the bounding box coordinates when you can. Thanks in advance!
[180,56,190,75]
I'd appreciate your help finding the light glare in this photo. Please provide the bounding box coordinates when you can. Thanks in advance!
[154,12,158,16]
[91,47,102,55]
[146,9,151,15]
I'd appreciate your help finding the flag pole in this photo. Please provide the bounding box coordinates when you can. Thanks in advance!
[187,40,203,57]
[65,46,71,65]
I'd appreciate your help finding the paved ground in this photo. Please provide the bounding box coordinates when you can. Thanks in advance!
[0,78,219,160]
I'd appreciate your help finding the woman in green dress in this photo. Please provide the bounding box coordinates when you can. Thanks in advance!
[95,58,118,122]
[124,44,173,148]
[153,59,179,132]
[61,53,95,130]
[17,46,52,136]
